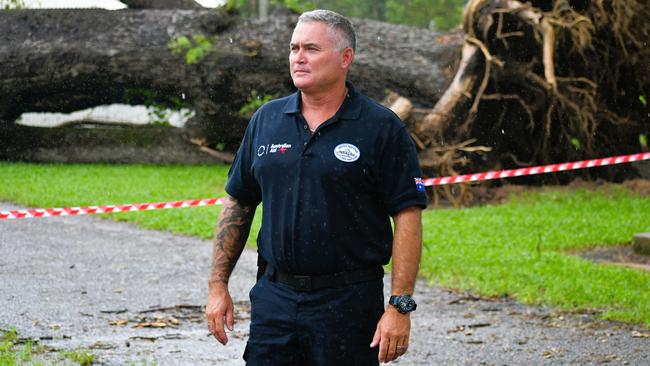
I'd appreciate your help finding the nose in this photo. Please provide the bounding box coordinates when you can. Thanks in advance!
[294,48,306,64]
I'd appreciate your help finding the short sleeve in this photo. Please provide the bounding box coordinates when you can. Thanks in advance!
[225,116,262,206]
[379,126,428,215]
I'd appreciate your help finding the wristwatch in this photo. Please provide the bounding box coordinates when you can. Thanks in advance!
[389,294,417,314]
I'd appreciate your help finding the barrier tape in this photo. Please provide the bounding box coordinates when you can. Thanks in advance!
[423,152,650,186]
[1,152,648,220]
[0,198,226,220]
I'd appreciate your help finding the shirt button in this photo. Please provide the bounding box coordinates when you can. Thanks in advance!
[303,125,308,130]
[303,142,308,146]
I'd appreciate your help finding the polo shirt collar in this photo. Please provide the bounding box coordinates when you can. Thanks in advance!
[282,81,362,120]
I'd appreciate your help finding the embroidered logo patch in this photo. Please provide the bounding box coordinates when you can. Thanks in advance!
[257,143,292,156]
[414,177,425,192]
[334,143,360,162]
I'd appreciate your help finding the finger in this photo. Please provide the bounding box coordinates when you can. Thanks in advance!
[378,336,389,363]
[395,340,408,358]
[226,303,235,331]
[370,326,381,348]
[386,337,397,362]
[214,312,228,345]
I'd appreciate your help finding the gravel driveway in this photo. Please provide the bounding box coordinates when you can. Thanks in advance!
[1,202,648,365]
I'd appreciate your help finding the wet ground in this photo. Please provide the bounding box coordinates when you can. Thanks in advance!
[1,202,649,365]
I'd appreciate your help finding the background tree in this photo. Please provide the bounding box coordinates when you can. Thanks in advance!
[386,0,465,31]
[1,0,24,10]
[227,0,467,31]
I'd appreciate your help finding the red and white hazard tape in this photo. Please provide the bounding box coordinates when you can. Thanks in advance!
[1,152,648,220]
[423,152,650,186]
[0,198,225,220]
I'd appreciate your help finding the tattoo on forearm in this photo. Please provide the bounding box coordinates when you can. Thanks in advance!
[209,197,255,285]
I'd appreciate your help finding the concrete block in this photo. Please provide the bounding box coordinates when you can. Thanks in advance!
[633,233,650,256]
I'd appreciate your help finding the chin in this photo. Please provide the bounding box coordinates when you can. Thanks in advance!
[292,79,312,90]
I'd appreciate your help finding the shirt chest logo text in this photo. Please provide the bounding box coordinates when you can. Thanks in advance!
[257,143,292,156]
[334,143,360,162]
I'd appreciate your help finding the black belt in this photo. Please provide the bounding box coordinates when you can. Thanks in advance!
[266,266,384,292]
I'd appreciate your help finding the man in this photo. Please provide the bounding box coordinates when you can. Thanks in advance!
[206,9,427,365]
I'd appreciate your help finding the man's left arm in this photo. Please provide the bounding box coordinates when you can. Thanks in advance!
[370,206,422,363]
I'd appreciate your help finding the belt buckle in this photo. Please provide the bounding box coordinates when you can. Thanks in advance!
[293,275,313,291]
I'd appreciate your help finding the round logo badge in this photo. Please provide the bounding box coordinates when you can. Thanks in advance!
[334,143,360,162]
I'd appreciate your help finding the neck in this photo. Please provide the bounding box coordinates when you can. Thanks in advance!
[300,82,348,115]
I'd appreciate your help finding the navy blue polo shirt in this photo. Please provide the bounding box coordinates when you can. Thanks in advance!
[226,82,427,275]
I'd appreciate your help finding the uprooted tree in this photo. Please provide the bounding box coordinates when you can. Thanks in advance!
[407,0,649,182]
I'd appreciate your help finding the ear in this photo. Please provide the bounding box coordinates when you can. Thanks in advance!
[341,47,354,69]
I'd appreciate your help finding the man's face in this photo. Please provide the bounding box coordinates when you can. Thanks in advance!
[289,21,353,93]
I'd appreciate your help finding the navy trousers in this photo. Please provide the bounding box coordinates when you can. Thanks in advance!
[243,273,384,366]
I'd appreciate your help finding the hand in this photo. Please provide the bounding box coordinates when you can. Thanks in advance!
[370,306,411,363]
[205,285,234,345]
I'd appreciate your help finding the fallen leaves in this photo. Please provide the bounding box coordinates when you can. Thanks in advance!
[89,341,117,350]
[134,316,180,329]
[108,320,128,326]
[108,316,181,328]
[631,331,650,338]
[542,347,563,359]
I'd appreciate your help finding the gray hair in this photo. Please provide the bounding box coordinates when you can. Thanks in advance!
[297,9,356,52]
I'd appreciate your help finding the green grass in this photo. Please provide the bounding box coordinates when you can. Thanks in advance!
[1,163,649,326]
[421,188,650,324]
[60,349,94,366]
[1,328,99,365]
[0,163,260,242]
[1,329,44,366]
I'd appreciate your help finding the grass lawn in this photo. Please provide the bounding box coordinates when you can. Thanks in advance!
[1,163,649,326]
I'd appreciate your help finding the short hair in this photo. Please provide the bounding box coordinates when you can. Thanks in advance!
[297,9,356,52]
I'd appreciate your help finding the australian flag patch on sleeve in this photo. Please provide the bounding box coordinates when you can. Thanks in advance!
[414,177,425,192]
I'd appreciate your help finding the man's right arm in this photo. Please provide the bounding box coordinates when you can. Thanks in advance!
[206,195,256,345]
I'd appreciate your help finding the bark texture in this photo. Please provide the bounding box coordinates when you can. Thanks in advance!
[120,0,204,9]
[0,8,460,162]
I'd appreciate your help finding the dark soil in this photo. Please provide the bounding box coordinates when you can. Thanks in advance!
[572,246,650,272]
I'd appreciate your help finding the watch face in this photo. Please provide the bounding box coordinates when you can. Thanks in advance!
[397,296,417,313]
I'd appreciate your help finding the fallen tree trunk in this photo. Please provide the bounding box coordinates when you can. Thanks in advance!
[0,8,460,157]
[119,0,204,9]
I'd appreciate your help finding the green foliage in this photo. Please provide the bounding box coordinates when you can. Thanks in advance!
[570,137,582,150]
[239,90,277,118]
[280,0,315,13]
[640,134,648,149]
[124,88,192,126]
[0,329,44,366]
[60,349,94,366]
[1,329,20,366]
[224,0,466,31]
[386,0,465,30]
[639,95,647,106]
[226,0,314,16]
[0,0,24,10]
[167,35,213,65]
